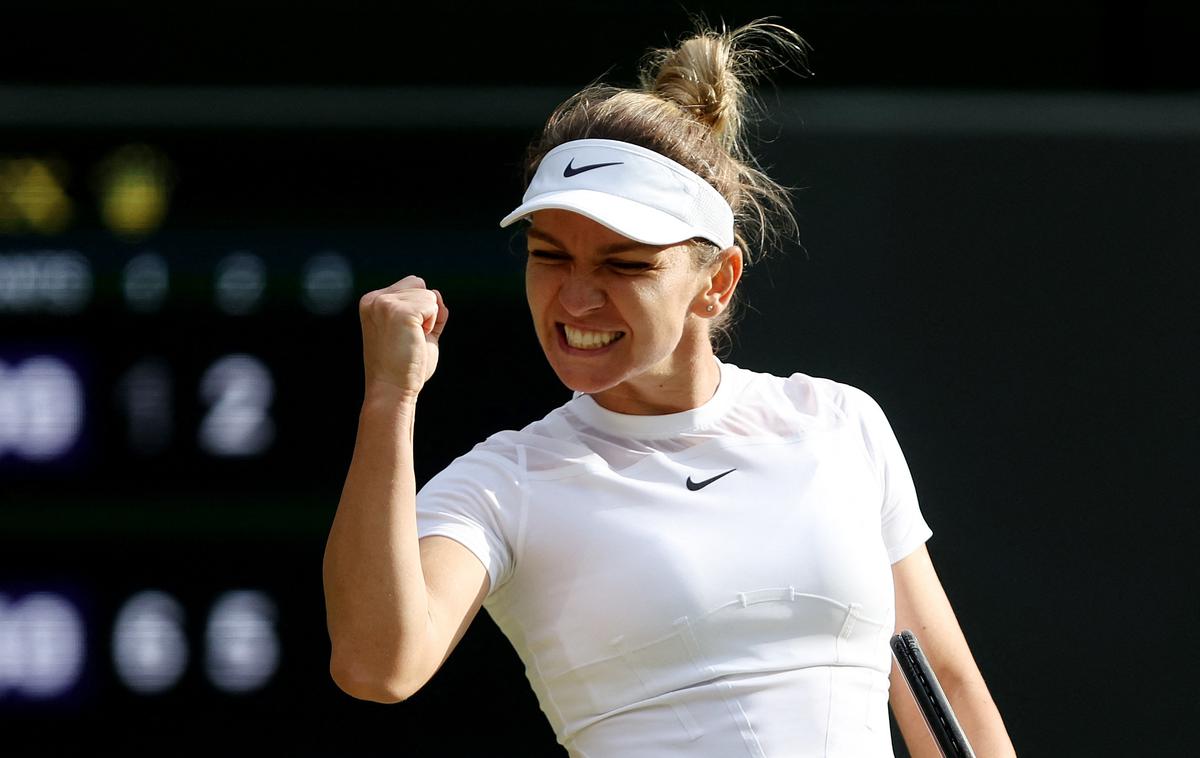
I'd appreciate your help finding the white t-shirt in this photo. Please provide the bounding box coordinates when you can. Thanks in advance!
[416,361,932,757]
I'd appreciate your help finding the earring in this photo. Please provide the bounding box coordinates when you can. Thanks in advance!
[705,304,715,312]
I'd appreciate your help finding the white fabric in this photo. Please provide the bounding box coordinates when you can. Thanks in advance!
[417,361,932,757]
[499,139,736,249]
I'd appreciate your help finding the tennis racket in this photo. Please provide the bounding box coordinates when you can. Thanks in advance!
[890,629,976,758]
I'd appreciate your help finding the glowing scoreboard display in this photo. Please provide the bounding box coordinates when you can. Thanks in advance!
[0,245,354,467]
[0,130,534,736]
[1,248,353,462]
[0,236,372,708]
[0,233,522,701]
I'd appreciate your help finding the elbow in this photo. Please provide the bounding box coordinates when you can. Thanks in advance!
[329,650,427,704]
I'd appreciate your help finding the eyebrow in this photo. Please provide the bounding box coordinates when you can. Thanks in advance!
[526,227,656,257]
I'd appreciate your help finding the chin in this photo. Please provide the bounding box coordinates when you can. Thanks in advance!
[544,356,621,396]
[551,367,613,395]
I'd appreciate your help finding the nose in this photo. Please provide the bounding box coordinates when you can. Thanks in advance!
[558,268,605,317]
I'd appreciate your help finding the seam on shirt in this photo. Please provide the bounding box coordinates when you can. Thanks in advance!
[803,375,851,426]
[842,385,920,537]
[728,693,767,758]
[836,602,863,664]
[677,617,764,757]
[835,411,925,564]
[612,631,705,742]
[512,443,531,585]
[838,419,887,508]
[823,666,835,756]
[522,612,570,744]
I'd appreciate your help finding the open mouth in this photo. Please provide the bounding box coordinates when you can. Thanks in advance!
[560,323,625,350]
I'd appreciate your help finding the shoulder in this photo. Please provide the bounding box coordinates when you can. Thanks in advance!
[765,370,911,478]
[725,362,884,429]
[422,398,595,490]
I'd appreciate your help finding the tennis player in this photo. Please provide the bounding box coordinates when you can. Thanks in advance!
[323,21,1016,757]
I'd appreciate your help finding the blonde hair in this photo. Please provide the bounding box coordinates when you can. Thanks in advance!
[522,20,808,344]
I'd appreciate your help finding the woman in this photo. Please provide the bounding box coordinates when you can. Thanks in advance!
[323,22,1016,757]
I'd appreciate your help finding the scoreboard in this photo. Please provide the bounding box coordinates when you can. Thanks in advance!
[1,226,521,499]
[0,113,569,753]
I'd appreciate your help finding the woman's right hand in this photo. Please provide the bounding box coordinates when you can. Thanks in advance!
[358,276,449,398]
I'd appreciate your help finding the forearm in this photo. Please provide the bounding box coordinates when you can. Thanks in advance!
[891,661,941,758]
[891,663,1016,758]
[891,548,1017,756]
[322,383,433,699]
[943,674,1016,757]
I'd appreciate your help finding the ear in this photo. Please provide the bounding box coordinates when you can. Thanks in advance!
[693,245,743,318]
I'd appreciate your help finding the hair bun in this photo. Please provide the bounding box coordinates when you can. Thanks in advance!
[642,21,809,149]
[645,35,743,146]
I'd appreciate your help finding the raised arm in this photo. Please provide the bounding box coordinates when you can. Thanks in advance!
[890,544,1017,757]
[322,276,489,703]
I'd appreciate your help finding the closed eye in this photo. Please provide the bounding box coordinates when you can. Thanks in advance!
[608,260,652,272]
[527,249,653,273]
[528,249,568,262]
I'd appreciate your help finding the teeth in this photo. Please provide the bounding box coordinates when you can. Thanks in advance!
[563,324,622,350]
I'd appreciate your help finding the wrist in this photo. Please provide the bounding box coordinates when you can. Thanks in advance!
[363,379,421,414]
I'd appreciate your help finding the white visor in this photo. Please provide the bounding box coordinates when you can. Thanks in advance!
[499,138,735,249]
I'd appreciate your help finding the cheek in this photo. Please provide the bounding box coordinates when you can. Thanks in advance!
[641,270,701,314]
[525,266,553,309]
[624,279,696,340]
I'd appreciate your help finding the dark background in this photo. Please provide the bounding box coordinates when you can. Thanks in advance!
[1,2,1196,754]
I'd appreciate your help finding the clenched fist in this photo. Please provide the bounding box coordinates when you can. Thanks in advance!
[358,276,449,397]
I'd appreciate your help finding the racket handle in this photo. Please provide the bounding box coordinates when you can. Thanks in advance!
[891,629,977,758]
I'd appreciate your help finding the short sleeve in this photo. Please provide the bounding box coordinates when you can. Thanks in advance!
[845,386,933,564]
[415,448,523,595]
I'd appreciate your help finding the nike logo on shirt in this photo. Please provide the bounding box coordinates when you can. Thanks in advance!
[563,159,623,177]
[686,469,737,491]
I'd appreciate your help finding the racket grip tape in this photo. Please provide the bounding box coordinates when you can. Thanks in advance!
[890,629,977,758]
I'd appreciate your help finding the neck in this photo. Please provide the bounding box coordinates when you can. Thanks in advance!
[590,345,721,416]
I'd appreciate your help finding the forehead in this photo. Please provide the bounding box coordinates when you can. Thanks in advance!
[528,209,629,240]
[526,209,680,256]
